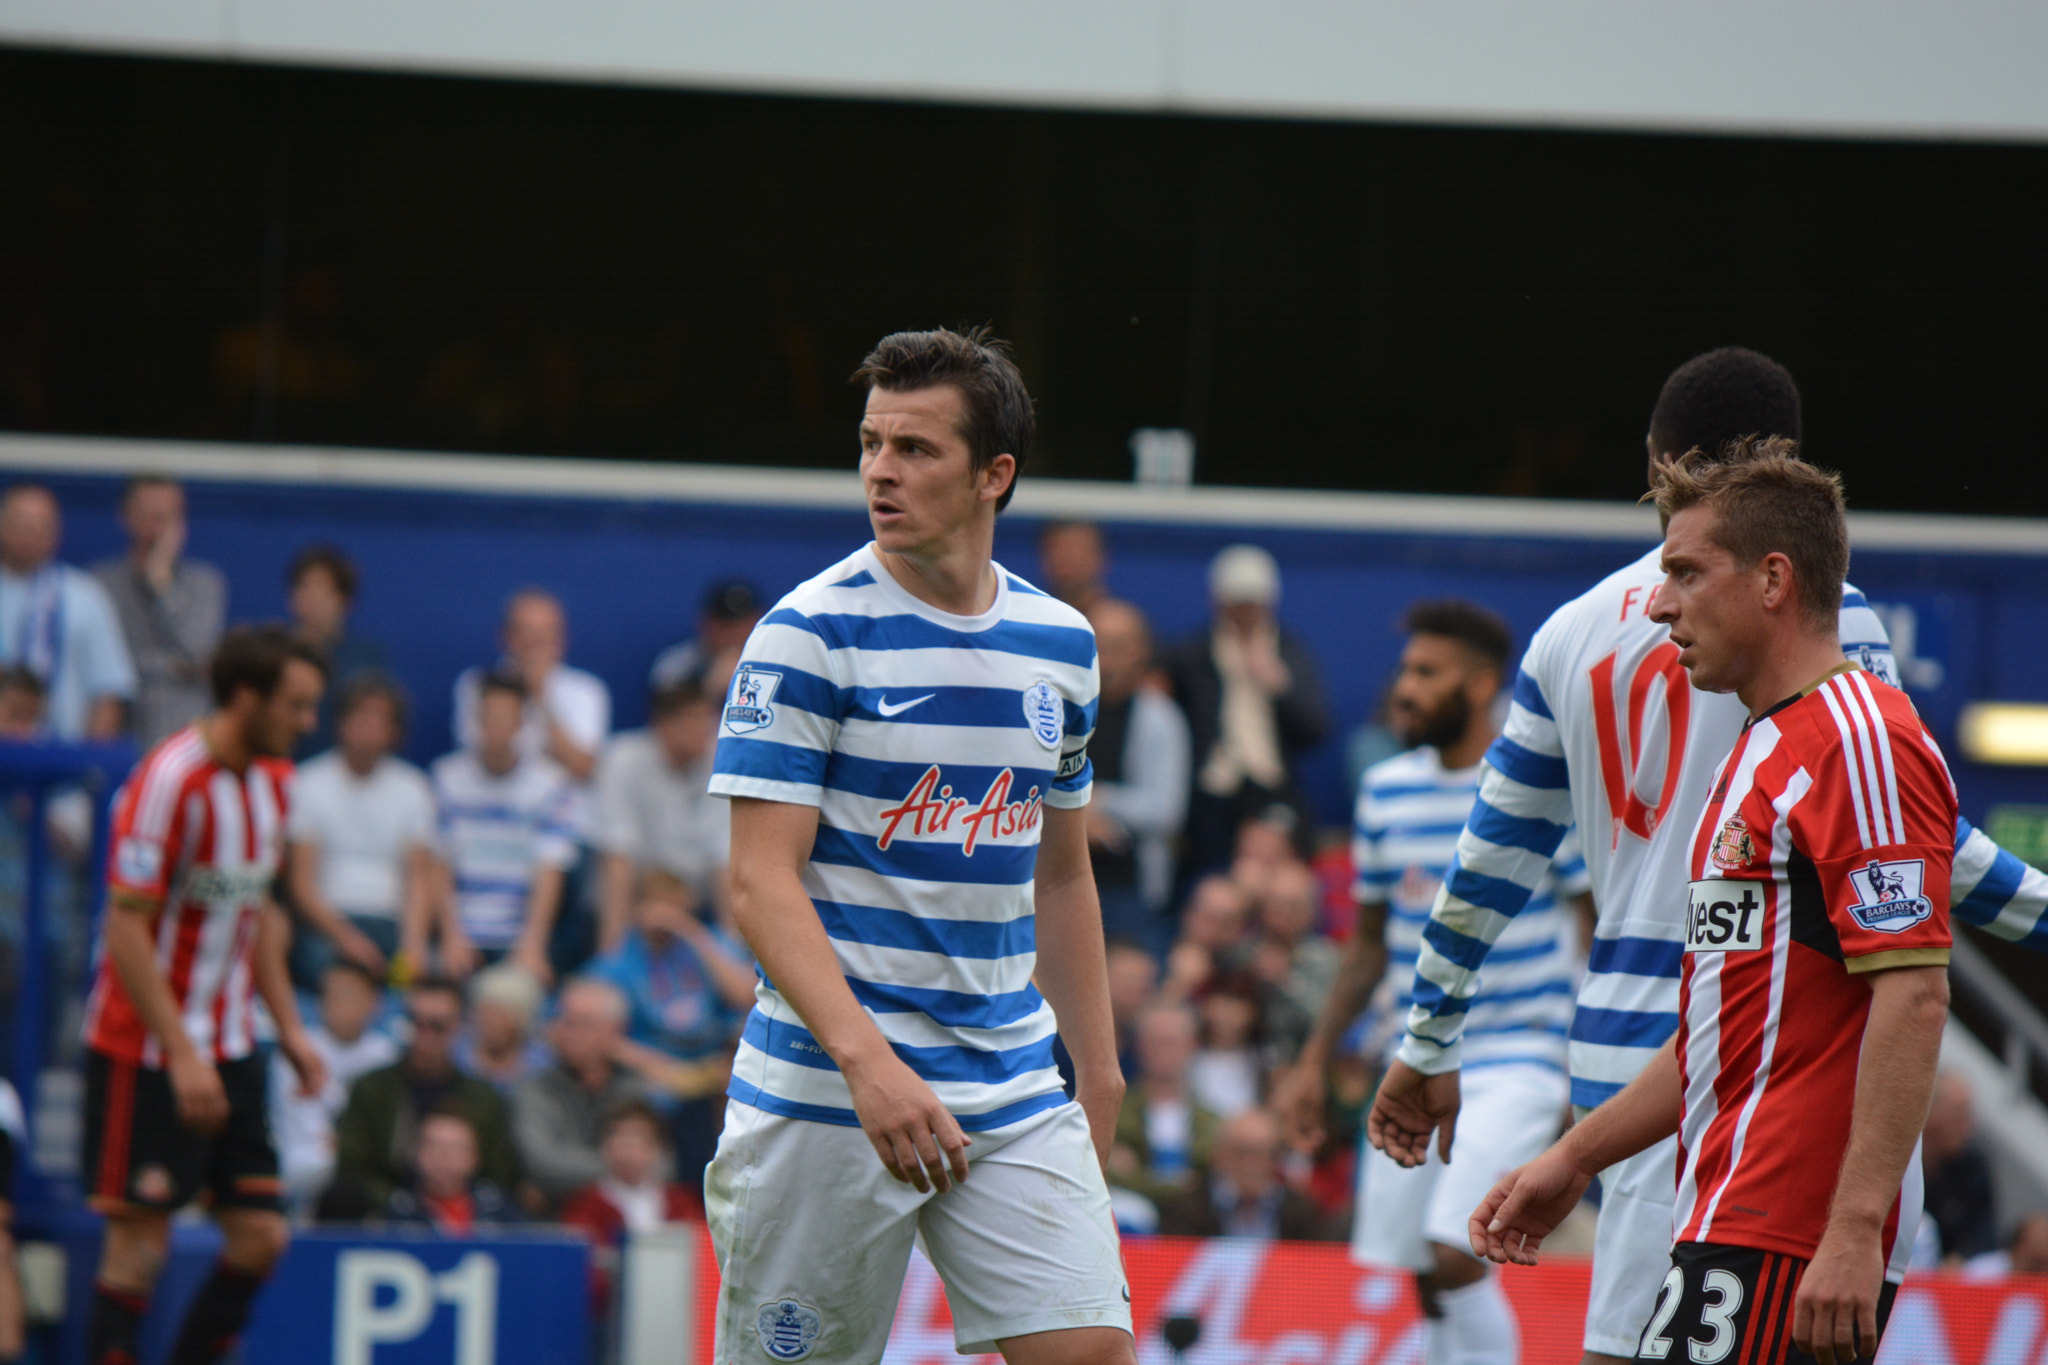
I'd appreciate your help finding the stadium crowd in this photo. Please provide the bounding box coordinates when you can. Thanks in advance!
[0,471,2036,1354]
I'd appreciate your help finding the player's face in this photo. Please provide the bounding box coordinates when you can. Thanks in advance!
[859,385,1012,556]
[1388,633,1487,751]
[1651,506,1761,695]
[254,659,324,757]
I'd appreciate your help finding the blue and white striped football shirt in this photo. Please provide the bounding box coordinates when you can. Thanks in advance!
[1353,747,1586,1073]
[1396,548,2048,1111]
[707,544,1098,1130]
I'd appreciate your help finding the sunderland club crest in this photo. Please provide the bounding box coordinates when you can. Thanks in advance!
[756,1298,823,1362]
[1710,814,1755,871]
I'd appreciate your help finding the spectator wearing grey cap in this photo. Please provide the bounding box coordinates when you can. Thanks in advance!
[648,579,764,693]
[1161,545,1329,883]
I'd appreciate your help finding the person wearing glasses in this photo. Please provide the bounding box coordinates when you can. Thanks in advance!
[329,977,521,1211]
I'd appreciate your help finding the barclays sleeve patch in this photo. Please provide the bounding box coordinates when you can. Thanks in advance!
[1846,858,1933,933]
[724,664,784,735]
[114,836,163,888]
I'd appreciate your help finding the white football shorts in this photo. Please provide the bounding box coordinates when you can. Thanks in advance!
[1584,1131,1678,1358]
[704,1098,1132,1364]
[1351,1061,1569,1272]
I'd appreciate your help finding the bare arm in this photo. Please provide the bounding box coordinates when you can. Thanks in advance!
[399,844,438,971]
[1795,965,1949,1365]
[676,916,761,1013]
[285,840,384,973]
[596,852,636,955]
[253,901,326,1097]
[103,895,228,1133]
[542,717,598,782]
[512,864,565,985]
[1031,803,1125,1166]
[1272,901,1387,1148]
[1469,1034,1682,1266]
[728,795,970,1192]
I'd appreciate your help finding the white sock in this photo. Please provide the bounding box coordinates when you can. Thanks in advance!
[1433,1274,1520,1365]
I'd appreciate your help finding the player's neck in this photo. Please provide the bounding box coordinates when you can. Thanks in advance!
[875,533,998,617]
[199,711,255,773]
[1735,630,1848,719]
[1438,720,1497,772]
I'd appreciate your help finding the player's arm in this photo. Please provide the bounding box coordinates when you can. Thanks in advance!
[101,892,230,1134]
[1273,900,1386,1150]
[1950,816,2048,951]
[510,864,564,986]
[1374,665,1574,1164]
[727,795,971,1193]
[1796,962,1949,1365]
[252,899,328,1099]
[1031,803,1125,1167]
[1468,1033,1682,1266]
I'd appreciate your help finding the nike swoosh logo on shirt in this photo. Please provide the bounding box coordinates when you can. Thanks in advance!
[876,694,937,718]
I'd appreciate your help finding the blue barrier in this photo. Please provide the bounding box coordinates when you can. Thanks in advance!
[51,1216,590,1365]
[0,741,133,1221]
[12,465,2046,830]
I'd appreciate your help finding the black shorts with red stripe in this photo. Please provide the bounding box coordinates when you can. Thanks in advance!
[82,1050,281,1214]
[1635,1243,1900,1365]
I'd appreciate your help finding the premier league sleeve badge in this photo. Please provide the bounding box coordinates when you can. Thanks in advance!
[724,663,784,735]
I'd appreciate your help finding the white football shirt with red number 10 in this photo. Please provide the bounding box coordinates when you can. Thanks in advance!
[1676,664,1955,1285]
[84,725,293,1067]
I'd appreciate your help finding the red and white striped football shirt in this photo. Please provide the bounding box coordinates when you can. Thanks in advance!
[1675,665,1955,1284]
[84,725,294,1066]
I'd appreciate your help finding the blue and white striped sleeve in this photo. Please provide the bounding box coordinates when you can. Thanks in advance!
[707,608,845,808]
[1952,816,2048,951]
[1351,776,1392,906]
[1396,663,1576,1074]
[1048,647,1099,810]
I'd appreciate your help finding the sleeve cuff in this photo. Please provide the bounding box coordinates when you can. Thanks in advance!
[706,774,823,808]
[1844,946,1951,974]
[1044,782,1092,811]
[1394,1034,1463,1075]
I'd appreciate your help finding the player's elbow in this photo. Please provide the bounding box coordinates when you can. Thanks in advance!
[1872,964,1950,1031]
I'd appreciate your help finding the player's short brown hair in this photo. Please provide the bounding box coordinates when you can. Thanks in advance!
[1648,436,1848,629]
[851,326,1034,513]
[209,624,327,706]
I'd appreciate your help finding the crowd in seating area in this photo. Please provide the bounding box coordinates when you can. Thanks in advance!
[0,476,2033,1292]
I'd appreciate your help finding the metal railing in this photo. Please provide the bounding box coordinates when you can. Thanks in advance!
[1948,932,2048,1103]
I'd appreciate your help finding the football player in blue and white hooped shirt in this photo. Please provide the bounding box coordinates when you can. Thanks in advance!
[1366,350,2048,1365]
[704,328,1134,1365]
[1274,600,1591,1365]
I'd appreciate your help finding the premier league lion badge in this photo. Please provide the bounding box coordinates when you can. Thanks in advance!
[1846,858,1933,933]
[756,1298,823,1362]
[724,664,783,735]
[1710,814,1755,871]
[1021,679,1064,751]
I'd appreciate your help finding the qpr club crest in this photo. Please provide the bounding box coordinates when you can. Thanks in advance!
[1710,814,1756,871]
[756,1298,823,1362]
[1021,678,1064,751]
[724,664,783,735]
[1846,858,1934,933]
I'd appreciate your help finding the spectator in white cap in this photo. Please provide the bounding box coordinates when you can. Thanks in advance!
[1162,544,1329,885]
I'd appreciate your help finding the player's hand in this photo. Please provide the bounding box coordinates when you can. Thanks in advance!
[1366,1058,1461,1167]
[1794,1223,1884,1365]
[1467,1145,1592,1266]
[1271,1057,1330,1152]
[167,1049,230,1136]
[842,1045,971,1193]
[278,1025,330,1099]
[440,930,481,980]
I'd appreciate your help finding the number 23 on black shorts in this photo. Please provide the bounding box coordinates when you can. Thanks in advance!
[1635,1243,1899,1365]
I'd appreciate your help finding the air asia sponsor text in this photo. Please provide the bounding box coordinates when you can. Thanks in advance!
[877,766,1043,856]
